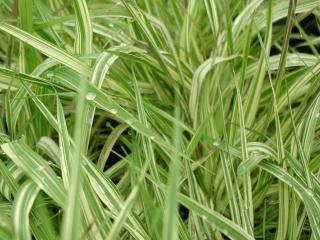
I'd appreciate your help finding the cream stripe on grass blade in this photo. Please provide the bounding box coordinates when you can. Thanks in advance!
[162,87,181,240]
[1,140,67,206]
[61,0,92,239]
[13,181,39,240]
[0,23,90,75]
[1,0,320,239]
[84,52,119,151]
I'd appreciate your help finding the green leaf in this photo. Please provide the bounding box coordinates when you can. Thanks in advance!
[13,181,40,240]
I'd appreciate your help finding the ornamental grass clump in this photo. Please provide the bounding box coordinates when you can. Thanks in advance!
[0,0,320,239]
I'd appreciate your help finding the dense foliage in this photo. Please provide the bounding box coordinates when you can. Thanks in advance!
[0,0,320,239]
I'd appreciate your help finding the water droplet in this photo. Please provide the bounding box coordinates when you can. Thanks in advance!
[105,121,111,128]
[250,150,259,157]
[38,165,45,171]
[38,180,45,190]
[222,230,229,237]
[86,118,92,125]
[316,112,320,118]
[150,135,155,140]
[306,189,314,197]
[46,71,54,78]
[86,92,96,101]
[126,119,134,124]
[212,140,220,147]
[110,108,118,114]
[109,23,114,28]
[201,214,208,220]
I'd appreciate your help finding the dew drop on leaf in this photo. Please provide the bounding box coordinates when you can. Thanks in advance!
[126,119,134,125]
[38,180,45,190]
[46,71,54,78]
[86,92,96,101]
[38,165,45,171]
[201,214,208,220]
[212,140,220,147]
[306,188,314,197]
[110,108,118,114]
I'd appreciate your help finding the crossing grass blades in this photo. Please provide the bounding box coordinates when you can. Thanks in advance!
[0,0,320,239]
